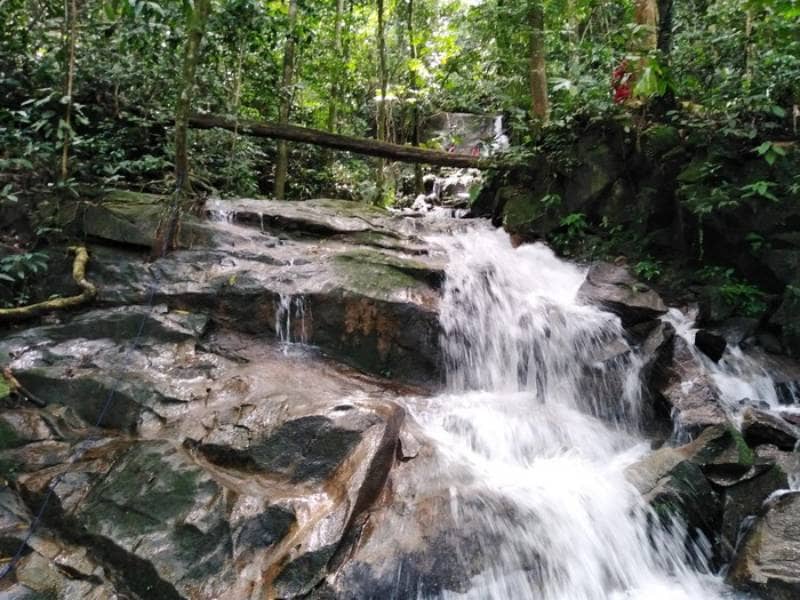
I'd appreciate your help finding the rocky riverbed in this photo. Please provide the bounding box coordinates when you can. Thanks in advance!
[1,193,799,599]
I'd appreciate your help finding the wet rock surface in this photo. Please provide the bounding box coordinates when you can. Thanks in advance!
[1,196,457,598]
[578,262,667,327]
[3,196,800,599]
[650,335,729,434]
[729,492,800,599]
[0,309,418,599]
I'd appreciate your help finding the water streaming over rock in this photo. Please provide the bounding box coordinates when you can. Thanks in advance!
[664,308,800,418]
[275,293,308,348]
[406,227,733,599]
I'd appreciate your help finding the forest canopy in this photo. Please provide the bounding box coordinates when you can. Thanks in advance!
[1,0,797,204]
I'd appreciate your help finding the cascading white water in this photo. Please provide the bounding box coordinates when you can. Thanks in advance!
[664,308,800,418]
[275,293,307,351]
[411,227,734,600]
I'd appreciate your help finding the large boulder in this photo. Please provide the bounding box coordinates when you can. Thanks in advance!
[76,198,446,386]
[695,329,727,362]
[578,263,667,327]
[729,492,800,599]
[0,313,416,599]
[649,335,728,434]
[741,408,800,451]
[626,426,789,567]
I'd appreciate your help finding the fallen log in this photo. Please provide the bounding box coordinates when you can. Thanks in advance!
[188,113,494,169]
[0,246,97,323]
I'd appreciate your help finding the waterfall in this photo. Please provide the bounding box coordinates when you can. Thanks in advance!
[410,227,732,600]
[275,293,307,351]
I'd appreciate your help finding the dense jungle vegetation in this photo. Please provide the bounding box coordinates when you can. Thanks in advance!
[0,0,799,346]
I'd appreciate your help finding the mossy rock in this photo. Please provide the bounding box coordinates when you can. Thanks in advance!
[79,442,217,540]
[333,250,432,299]
[641,125,681,161]
[70,189,212,249]
[0,418,22,451]
[335,249,442,289]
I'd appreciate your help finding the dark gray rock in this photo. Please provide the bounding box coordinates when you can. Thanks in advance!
[741,409,800,451]
[650,335,728,434]
[720,465,788,558]
[695,329,727,362]
[578,263,667,327]
[729,491,800,599]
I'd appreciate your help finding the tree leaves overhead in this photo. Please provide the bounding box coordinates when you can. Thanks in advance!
[0,0,797,200]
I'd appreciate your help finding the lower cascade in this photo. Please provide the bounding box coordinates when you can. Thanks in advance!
[407,227,731,599]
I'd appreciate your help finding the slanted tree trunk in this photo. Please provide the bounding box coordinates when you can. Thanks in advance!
[189,113,490,168]
[407,0,423,195]
[274,0,298,200]
[60,0,77,182]
[376,0,389,200]
[174,0,212,195]
[528,1,549,127]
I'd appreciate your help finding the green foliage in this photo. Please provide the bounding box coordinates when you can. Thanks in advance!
[0,252,50,307]
[551,212,588,253]
[740,180,779,202]
[633,58,671,100]
[754,141,787,166]
[699,266,767,318]
[634,258,663,282]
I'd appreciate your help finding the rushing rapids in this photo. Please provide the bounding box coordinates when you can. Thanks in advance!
[394,226,732,599]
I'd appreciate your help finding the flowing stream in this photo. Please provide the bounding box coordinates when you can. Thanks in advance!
[404,227,733,599]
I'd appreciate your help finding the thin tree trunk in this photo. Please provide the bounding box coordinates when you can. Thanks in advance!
[656,0,674,56]
[60,0,77,182]
[407,0,423,195]
[174,0,212,194]
[274,0,298,200]
[528,1,549,127]
[327,0,345,133]
[634,0,659,53]
[744,8,754,90]
[376,0,388,199]
[228,45,245,190]
[567,0,578,75]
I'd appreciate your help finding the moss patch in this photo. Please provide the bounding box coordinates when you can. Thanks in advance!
[0,419,21,451]
[81,444,209,538]
[333,250,427,297]
[729,426,755,467]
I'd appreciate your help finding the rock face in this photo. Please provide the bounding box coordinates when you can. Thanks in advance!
[0,306,416,599]
[741,409,800,451]
[626,426,790,567]
[578,263,667,327]
[695,329,727,362]
[645,333,728,435]
[729,492,800,599]
[65,195,445,385]
[0,195,463,599]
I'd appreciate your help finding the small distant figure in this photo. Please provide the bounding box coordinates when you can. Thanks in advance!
[612,60,633,105]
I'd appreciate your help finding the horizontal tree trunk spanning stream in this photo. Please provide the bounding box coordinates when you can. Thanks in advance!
[188,113,494,169]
